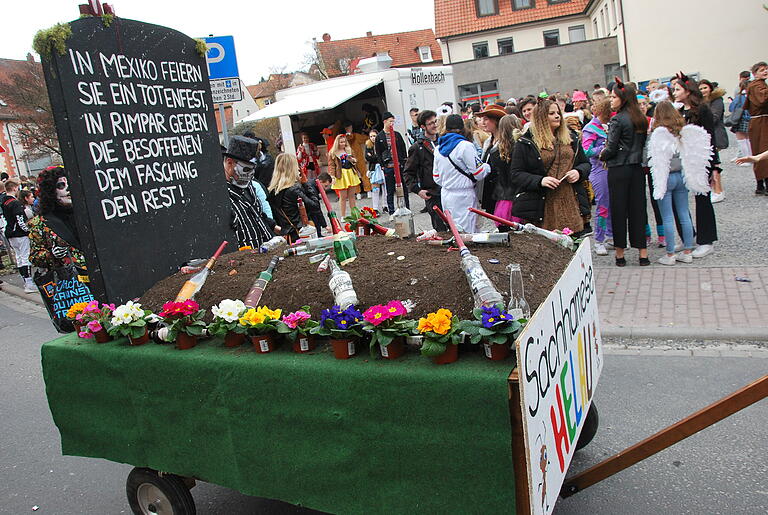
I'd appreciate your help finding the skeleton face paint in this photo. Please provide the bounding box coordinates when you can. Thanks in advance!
[231,162,255,188]
[56,176,72,206]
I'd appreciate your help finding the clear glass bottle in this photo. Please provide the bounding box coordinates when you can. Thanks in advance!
[328,260,359,309]
[460,249,504,308]
[259,236,287,253]
[507,263,531,320]
[391,187,416,238]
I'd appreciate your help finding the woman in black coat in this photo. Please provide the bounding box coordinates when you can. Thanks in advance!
[600,79,649,266]
[509,99,591,234]
[267,153,321,243]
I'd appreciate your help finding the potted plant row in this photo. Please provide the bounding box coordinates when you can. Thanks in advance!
[277,307,319,353]
[461,304,522,361]
[311,305,364,359]
[362,300,414,359]
[159,300,207,349]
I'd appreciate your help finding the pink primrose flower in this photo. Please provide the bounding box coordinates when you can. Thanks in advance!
[283,311,311,329]
[562,227,574,236]
[86,320,102,333]
[79,330,93,339]
[385,300,406,317]
[363,305,391,326]
[82,300,101,314]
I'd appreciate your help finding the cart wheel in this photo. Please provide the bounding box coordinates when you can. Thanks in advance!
[127,467,196,515]
[575,402,599,451]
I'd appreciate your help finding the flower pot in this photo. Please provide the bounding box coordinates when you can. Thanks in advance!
[252,334,275,353]
[379,337,405,360]
[72,321,83,335]
[293,335,316,353]
[483,342,510,361]
[224,332,246,348]
[94,328,112,343]
[176,333,198,350]
[128,329,149,346]
[432,344,459,365]
[330,338,357,359]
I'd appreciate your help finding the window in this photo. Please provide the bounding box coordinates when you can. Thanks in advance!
[601,9,609,35]
[612,0,620,25]
[476,0,498,16]
[547,0,569,3]
[459,80,500,104]
[512,0,534,10]
[498,37,515,55]
[568,25,586,43]
[593,19,599,38]
[543,29,560,47]
[604,63,621,86]
[418,46,433,63]
[473,41,490,59]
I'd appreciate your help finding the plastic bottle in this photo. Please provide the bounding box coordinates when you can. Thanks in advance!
[328,260,358,309]
[506,263,531,320]
[259,236,287,253]
[458,233,509,244]
[460,249,504,308]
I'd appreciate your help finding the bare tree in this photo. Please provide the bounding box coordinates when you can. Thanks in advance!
[0,60,60,159]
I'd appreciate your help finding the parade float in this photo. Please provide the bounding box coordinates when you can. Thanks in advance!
[37,5,765,515]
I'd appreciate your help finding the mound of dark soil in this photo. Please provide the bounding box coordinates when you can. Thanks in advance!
[140,232,574,320]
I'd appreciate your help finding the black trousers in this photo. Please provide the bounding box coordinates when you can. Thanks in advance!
[383,167,410,213]
[674,192,718,246]
[645,170,663,229]
[608,164,648,249]
[425,194,448,231]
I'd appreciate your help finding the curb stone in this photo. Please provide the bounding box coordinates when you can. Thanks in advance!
[602,324,768,342]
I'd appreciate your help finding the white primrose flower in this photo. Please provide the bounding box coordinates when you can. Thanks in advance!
[112,301,145,326]
[212,299,246,323]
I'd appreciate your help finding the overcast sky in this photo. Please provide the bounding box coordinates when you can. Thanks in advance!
[3,0,435,85]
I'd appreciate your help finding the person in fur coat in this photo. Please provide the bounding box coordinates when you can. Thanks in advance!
[699,80,728,201]
[648,101,712,266]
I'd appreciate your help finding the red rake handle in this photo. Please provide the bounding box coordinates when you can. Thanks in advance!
[442,209,467,250]
[468,207,523,230]
[316,178,333,212]
[210,240,228,261]
[388,126,403,186]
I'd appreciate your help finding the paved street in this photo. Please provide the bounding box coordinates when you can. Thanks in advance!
[0,292,766,514]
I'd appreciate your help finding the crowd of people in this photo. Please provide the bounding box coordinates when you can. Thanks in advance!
[3,62,766,287]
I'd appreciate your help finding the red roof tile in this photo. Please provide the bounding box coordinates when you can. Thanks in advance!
[435,0,590,39]
[317,29,443,78]
[247,74,294,100]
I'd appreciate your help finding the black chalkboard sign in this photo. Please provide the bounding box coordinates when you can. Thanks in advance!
[42,17,232,304]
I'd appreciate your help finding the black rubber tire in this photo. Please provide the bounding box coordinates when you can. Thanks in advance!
[575,402,599,451]
[126,467,196,515]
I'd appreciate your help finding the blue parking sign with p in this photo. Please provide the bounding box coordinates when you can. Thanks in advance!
[203,35,239,80]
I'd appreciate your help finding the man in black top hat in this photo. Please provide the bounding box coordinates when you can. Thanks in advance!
[222,135,277,249]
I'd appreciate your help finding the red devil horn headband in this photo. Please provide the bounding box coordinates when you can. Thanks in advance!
[614,76,625,90]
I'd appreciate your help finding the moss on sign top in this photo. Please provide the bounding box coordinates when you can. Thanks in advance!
[33,23,73,58]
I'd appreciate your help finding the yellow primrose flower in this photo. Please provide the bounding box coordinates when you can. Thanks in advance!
[67,302,89,319]
[417,317,433,334]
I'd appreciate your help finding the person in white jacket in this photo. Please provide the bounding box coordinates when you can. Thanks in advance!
[433,115,491,232]
[648,101,712,266]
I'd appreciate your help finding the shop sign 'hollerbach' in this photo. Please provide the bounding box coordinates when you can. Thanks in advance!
[410,69,446,86]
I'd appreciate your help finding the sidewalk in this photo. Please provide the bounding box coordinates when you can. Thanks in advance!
[596,266,768,340]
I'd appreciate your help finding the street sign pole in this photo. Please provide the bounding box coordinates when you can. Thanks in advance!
[203,36,242,146]
[219,104,229,146]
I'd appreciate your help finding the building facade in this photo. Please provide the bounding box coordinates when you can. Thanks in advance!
[316,29,443,78]
[436,0,767,103]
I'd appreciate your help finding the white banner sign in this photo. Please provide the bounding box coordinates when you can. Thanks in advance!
[210,77,243,104]
[515,239,603,514]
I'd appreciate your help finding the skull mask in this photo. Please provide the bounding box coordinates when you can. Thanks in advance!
[232,161,255,188]
[56,176,72,206]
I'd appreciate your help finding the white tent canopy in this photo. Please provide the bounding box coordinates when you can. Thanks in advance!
[241,77,384,122]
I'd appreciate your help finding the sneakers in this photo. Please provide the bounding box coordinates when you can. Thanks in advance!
[676,253,693,264]
[711,192,725,203]
[595,243,608,256]
[658,254,676,266]
[658,236,666,248]
[23,278,37,293]
[692,244,714,258]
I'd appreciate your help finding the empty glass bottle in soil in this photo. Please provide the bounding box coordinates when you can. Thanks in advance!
[328,260,359,309]
[506,263,530,320]
[460,249,504,308]
[333,231,357,266]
